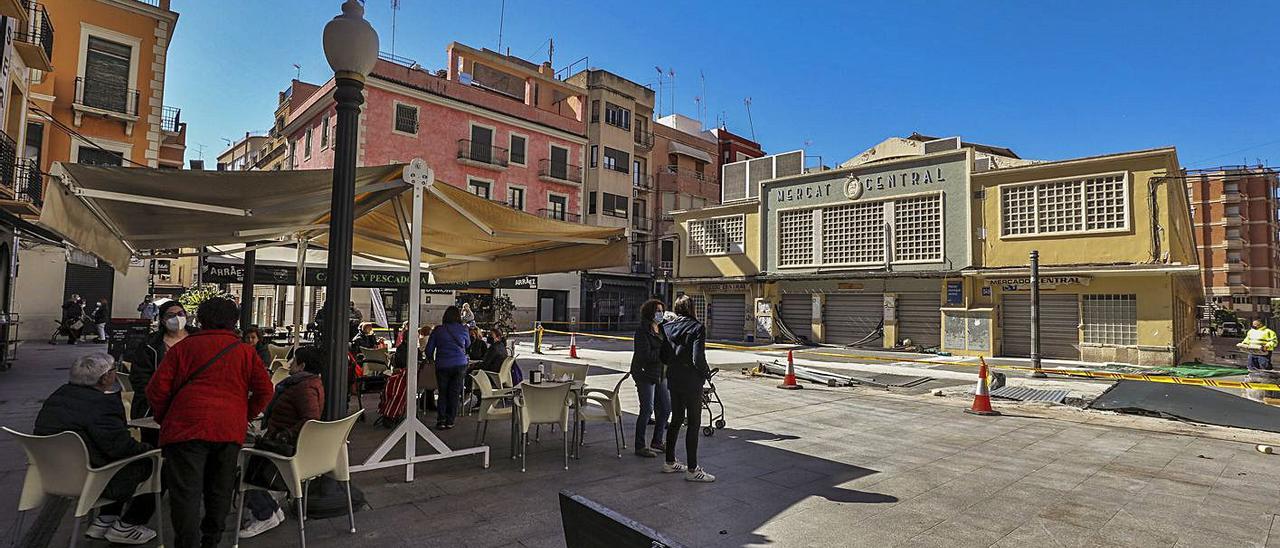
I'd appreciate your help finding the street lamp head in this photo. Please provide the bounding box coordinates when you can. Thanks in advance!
[323,0,379,78]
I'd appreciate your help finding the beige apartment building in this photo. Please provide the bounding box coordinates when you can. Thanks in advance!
[1188,165,1279,319]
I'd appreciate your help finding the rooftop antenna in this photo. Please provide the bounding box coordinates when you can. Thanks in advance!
[654,66,665,117]
[744,97,756,142]
[193,143,207,160]
[699,70,706,127]
[390,0,400,56]
[292,63,301,80]
[548,37,554,65]
[668,68,676,119]
[497,0,506,52]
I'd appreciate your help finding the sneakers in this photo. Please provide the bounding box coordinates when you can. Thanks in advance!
[685,466,716,483]
[649,440,665,452]
[634,447,657,458]
[239,508,285,539]
[104,521,158,545]
[662,461,688,473]
[85,515,117,539]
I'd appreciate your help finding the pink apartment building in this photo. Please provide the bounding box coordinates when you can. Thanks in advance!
[284,43,588,220]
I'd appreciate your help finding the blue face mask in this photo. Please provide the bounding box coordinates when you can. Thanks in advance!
[654,312,665,324]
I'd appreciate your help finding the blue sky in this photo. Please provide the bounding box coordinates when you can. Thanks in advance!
[167,0,1280,169]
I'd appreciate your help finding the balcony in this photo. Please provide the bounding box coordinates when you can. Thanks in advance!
[659,260,673,276]
[633,174,654,190]
[537,158,582,185]
[0,131,14,194]
[633,130,654,150]
[538,208,580,223]
[456,139,508,170]
[161,106,182,133]
[632,215,653,232]
[14,2,52,71]
[73,77,141,134]
[630,261,653,275]
[0,0,26,25]
[14,160,42,211]
[660,165,716,184]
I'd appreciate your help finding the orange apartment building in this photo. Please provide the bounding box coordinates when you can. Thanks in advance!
[15,0,185,331]
[1187,166,1280,320]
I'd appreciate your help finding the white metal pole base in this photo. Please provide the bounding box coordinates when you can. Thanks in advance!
[349,415,490,482]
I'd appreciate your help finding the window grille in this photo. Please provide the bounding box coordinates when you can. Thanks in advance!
[778,209,814,266]
[1001,174,1129,236]
[822,202,884,265]
[394,104,418,134]
[893,194,943,262]
[1036,180,1083,233]
[1001,184,1036,236]
[687,215,745,256]
[1084,175,1127,230]
[1082,294,1137,346]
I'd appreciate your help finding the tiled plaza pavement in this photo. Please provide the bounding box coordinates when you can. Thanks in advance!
[4,344,1280,547]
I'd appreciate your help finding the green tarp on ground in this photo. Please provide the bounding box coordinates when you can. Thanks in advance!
[1094,362,1246,378]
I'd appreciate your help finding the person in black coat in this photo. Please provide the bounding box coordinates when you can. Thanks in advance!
[126,300,194,445]
[466,326,488,361]
[631,299,672,457]
[479,327,509,374]
[91,298,110,343]
[34,353,158,543]
[60,294,85,344]
[661,295,715,482]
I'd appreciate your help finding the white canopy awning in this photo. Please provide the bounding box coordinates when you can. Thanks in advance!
[668,140,715,163]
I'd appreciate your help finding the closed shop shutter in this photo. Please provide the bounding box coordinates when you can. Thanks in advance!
[896,292,942,348]
[824,293,883,345]
[780,293,813,341]
[708,294,745,340]
[1001,293,1080,359]
[64,263,115,310]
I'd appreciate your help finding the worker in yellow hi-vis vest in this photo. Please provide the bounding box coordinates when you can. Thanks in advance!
[1240,319,1278,372]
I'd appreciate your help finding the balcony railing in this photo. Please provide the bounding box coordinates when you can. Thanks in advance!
[537,158,582,183]
[456,139,508,168]
[633,130,654,150]
[633,174,653,189]
[632,215,652,232]
[15,1,53,71]
[74,77,140,117]
[538,208,579,223]
[15,159,42,207]
[0,131,14,191]
[161,106,181,133]
[630,261,653,275]
[661,165,716,183]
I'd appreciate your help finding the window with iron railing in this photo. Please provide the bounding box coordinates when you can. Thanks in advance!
[161,106,181,133]
[538,158,581,183]
[456,139,509,167]
[17,2,54,64]
[0,131,15,191]
[15,159,42,207]
[79,36,137,115]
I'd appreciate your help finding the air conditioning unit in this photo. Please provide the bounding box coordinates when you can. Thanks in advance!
[974,157,992,172]
[632,188,639,198]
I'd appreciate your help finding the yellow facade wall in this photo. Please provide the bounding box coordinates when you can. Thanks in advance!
[974,149,1193,268]
[674,201,761,279]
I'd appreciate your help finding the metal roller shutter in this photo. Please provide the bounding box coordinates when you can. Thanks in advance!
[708,294,745,341]
[780,293,813,341]
[64,263,115,309]
[824,293,883,345]
[1001,294,1080,359]
[896,292,942,348]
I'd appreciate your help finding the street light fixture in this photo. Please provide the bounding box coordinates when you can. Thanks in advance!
[320,0,378,420]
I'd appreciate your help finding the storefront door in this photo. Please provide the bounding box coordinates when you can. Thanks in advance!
[708,294,746,340]
[1001,293,1080,359]
[780,293,813,341]
[896,292,942,349]
[824,293,883,345]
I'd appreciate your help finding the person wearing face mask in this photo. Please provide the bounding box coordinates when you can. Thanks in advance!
[630,299,673,458]
[127,300,194,444]
[35,353,160,544]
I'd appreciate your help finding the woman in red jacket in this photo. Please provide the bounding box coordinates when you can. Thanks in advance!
[145,297,273,548]
[239,346,325,538]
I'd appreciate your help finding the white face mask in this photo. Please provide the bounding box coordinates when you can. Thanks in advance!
[654,312,665,325]
[164,315,186,332]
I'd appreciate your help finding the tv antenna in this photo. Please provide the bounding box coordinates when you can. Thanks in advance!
[390,0,400,56]
[497,0,506,52]
[744,97,756,142]
[654,67,665,117]
[292,63,301,79]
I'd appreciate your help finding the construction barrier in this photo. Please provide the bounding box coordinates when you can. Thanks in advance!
[511,328,1280,392]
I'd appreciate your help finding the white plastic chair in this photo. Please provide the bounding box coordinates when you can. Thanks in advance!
[576,373,631,458]
[497,356,516,388]
[267,344,290,363]
[471,371,514,446]
[4,427,164,548]
[515,382,572,472]
[551,363,589,383]
[233,411,363,548]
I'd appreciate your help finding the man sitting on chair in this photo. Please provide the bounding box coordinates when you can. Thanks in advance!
[33,353,158,545]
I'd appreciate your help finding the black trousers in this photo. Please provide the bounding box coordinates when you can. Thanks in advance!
[163,440,240,548]
[665,389,703,469]
[436,367,465,425]
[99,460,155,526]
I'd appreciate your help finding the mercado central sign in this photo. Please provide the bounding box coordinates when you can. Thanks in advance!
[773,163,954,205]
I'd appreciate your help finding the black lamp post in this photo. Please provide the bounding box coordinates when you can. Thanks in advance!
[320,0,378,420]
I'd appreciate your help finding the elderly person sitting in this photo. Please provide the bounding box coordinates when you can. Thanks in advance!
[34,353,158,545]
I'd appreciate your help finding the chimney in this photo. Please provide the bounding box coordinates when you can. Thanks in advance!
[539,62,554,78]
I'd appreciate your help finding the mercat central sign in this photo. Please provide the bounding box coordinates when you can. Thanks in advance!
[774,165,950,204]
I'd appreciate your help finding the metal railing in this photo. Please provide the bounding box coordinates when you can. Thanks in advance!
[74,77,140,117]
[456,139,509,167]
[15,159,42,207]
[630,261,653,275]
[537,158,582,183]
[632,215,652,231]
[633,130,654,150]
[538,208,579,223]
[161,106,181,133]
[633,174,653,189]
[659,260,673,272]
[0,132,14,191]
[18,2,53,62]
[661,165,716,183]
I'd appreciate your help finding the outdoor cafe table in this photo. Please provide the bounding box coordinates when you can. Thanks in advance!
[509,379,587,459]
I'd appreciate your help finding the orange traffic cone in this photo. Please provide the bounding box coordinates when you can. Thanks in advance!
[778,350,802,390]
[569,332,579,359]
[966,357,1000,416]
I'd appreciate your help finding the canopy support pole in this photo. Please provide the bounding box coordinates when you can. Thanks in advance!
[292,236,308,348]
[240,245,257,330]
[350,160,489,481]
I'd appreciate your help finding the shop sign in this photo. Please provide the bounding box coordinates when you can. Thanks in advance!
[837,282,865,290]
[987,275,1091,291]
[946,280,964,305]
[843,166,948,201]
[202,262,536,290]
[707,283,747,292]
